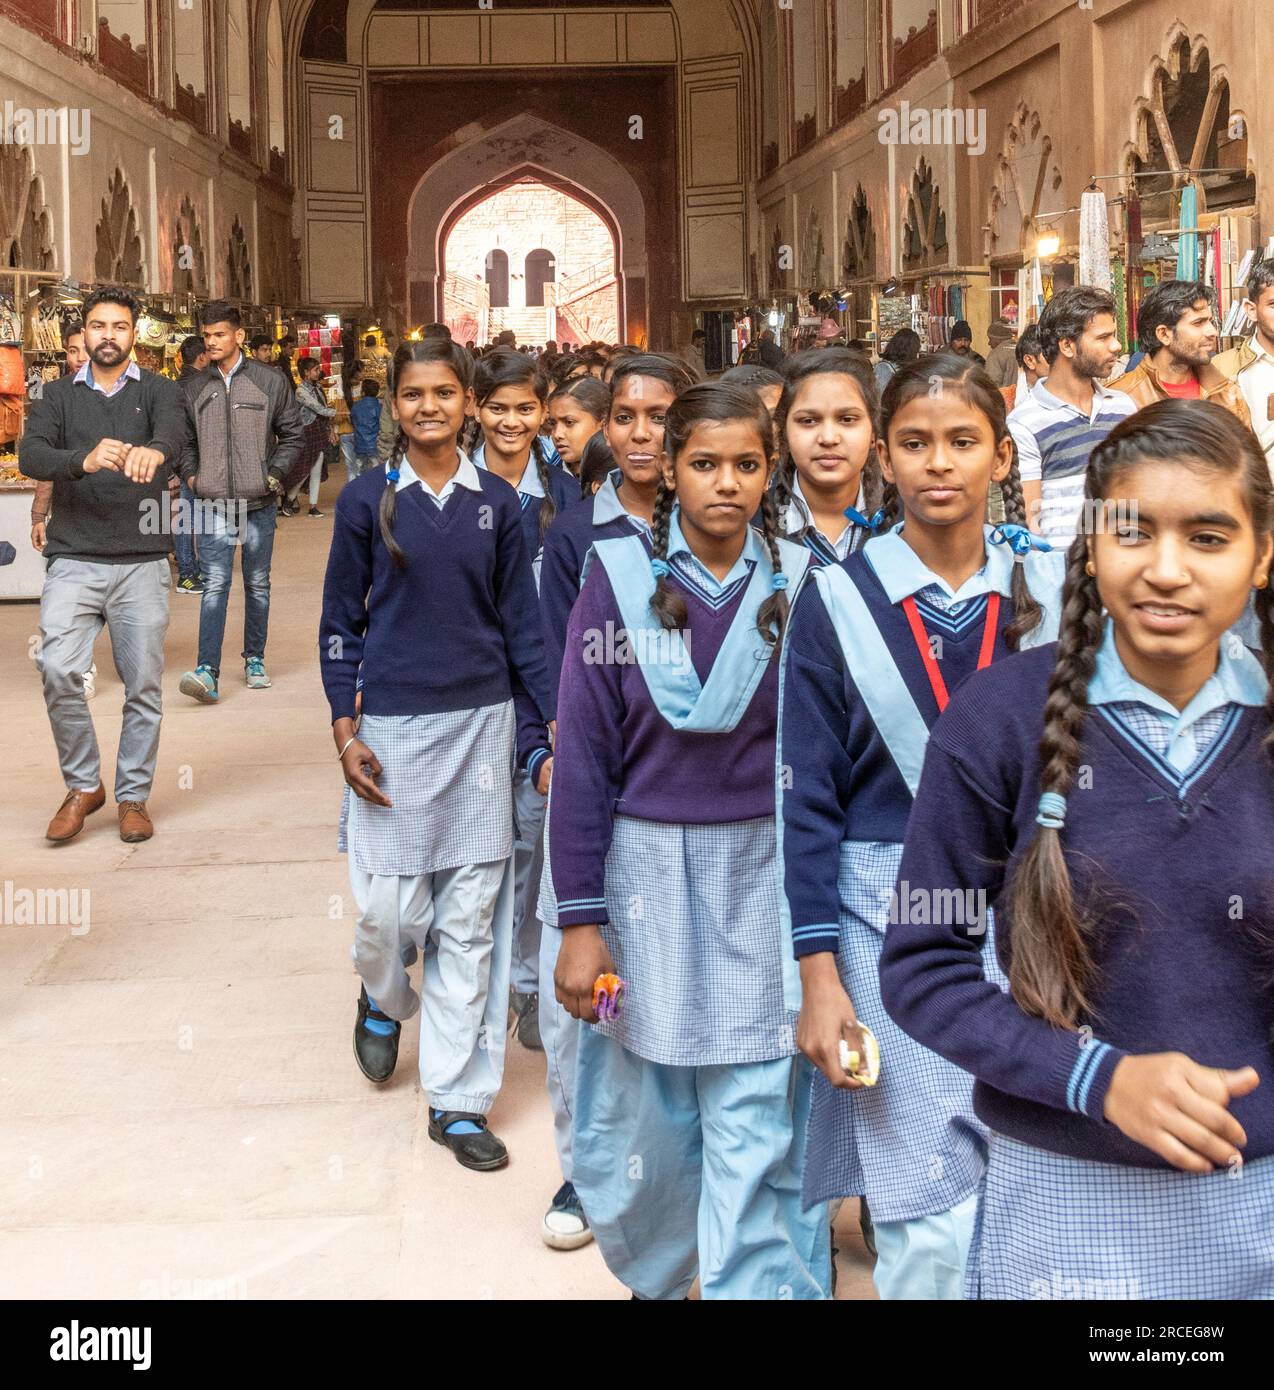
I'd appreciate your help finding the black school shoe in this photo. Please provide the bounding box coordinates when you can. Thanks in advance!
[353,985,400,1083]
[428,1110,509,1171]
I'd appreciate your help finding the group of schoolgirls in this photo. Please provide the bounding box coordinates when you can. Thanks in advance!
[320,331,1274,1301]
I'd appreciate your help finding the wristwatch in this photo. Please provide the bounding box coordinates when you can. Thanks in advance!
[266,474,284,496]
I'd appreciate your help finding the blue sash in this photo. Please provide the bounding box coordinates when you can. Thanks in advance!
[814,564,932,799]
[812,549,1063,797]
[593,532,810,733]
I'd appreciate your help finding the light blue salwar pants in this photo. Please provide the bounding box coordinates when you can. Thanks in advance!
[572,1026,831,1300]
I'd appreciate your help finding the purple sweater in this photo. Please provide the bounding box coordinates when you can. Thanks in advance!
[880,644,1274,1169]
[550,562,780,927]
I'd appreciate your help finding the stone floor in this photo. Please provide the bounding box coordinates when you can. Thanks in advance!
[0,477,876,1300]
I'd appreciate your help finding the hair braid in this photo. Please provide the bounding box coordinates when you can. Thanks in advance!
[1005,542,1105,1026]
[878,479,901,529]
[532,435,557,542]
[755,487,789,646]
[378,429,408,570]
[997,454,1045,650]
[648,481,687,632]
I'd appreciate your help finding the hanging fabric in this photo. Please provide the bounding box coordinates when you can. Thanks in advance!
[1079,188,1112,290]
[1029,258,1045,317]
[1176,184,1198,280]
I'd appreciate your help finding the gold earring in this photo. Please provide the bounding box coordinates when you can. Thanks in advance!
[1256,574,1269,590]
[1084,560,1096,577]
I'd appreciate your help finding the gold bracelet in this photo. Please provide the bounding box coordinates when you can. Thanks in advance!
[337,736,356,760]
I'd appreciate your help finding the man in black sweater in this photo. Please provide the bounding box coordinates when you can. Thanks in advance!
[20,285,186,844]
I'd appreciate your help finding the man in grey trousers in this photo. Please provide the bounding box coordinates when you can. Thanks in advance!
[20,285,186,844]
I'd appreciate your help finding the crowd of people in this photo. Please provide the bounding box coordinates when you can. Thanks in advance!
[17,267,1274,1299]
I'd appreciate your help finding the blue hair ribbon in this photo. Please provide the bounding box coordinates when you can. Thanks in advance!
[650,558,670,579]
[845,505,887,533]
[1036,791,1068,830]
[990,523,1052,557]
[771,572,789,592]
[386,468,401,485]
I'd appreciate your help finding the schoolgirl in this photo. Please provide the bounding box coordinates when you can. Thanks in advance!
[881,400,1274,1300]
[469,348,579,1053]
[470,348,579,580]
[773,348,884,569]
[719,364,784,418]
[577,433,615,498]
[550,382,829,1299]
[547,375,611,477]
[780,355,1065,1298]
[319,339,552,1172]
[532,352,696,1250]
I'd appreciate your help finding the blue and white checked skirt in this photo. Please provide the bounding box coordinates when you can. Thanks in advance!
[968,1133,1274,1299]
[802,840,1009,1224]
[591,814,798,1068]
[536,785,559,927]
[339,703,515,876]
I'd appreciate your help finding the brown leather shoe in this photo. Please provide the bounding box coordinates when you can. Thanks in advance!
[117,801,154,843]
[46,785,106,842]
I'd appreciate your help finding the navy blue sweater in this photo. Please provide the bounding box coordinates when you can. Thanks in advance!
[538,488,651,719]
[880,644,1274,1169]
[781,551,1031,957]
[319,466,552,768]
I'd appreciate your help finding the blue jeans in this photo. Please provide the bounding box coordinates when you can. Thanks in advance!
[173,479,198,579]
[340,435,358,483]
[197,502,276,675]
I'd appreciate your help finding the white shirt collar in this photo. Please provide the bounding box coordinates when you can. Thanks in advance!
[470,439,544,497]
[592,469,626,524]
[391,449,483,496]
[75,359,141,394]
[667,505,764,590]
[1030,377,1119,417]
[782,473,865,542]
[864,522,1017,604]
[1089,618,1267,717]
[1249,333,1274,365]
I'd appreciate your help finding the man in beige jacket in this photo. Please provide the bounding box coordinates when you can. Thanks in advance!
[1108,280,1249,424]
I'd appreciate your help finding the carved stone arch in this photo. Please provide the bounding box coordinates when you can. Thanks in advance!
[95,168,146,286]
[0,142,54,269]
[172,194,208,295]
[984,103,1063,261]
[800,204,826,289]
[901,156,947,272]
[1122,23,1254,220]
[842,183,875,282]
[227,215,253,299]
[407,113,646,335]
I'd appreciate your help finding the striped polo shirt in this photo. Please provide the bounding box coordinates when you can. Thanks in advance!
[1007,380,1137,547]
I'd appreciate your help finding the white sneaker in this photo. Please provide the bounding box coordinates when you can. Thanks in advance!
[82,662,97,700]
[541,1182,593,1250]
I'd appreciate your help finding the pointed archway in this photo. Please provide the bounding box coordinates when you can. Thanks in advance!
[406,113,648,345]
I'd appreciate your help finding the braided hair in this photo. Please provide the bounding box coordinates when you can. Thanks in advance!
[651,382,790,646]
[474,348,555,541]
[773,348,884,538]
[1007,400,1274,1028]
[879,353,1042,650]
[379,338,474,569]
